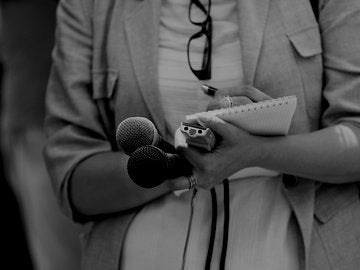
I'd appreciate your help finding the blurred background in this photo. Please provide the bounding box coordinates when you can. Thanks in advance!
[0,0,82,269]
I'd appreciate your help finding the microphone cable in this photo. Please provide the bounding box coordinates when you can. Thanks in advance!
[205,179,230,270]
[220,179,230,270]
[205,187,217,270]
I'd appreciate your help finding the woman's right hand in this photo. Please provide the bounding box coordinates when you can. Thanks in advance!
[206,85,272,111]
[166,85,273,191]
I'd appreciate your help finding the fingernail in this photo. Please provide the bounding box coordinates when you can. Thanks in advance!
[197,115,210,126]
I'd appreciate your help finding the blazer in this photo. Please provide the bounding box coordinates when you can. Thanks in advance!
[44,0,360,269]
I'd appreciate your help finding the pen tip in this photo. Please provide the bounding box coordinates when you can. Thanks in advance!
[200,84,208,92]
[200,84,217,96]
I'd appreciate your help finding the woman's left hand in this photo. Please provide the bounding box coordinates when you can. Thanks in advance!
[174,85,272,190]
[176,115,263,190]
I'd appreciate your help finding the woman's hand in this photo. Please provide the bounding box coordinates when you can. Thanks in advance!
[169,85,272,190]
[206,85,272,110]
[175,115,263,189]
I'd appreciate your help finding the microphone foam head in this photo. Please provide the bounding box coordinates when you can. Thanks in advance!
[127,145,168,188]
[116,117,157,155]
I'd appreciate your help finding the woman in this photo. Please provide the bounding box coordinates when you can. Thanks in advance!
[44,0,360,269]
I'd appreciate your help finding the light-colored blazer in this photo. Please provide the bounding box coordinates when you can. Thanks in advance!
[44,0,360,269]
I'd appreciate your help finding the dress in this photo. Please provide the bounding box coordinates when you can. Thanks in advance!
[121,1,300,269]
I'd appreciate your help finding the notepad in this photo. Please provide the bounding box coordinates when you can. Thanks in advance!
[186,95,297,136]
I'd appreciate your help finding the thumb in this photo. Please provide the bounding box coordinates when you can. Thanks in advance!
[197,115,232,138]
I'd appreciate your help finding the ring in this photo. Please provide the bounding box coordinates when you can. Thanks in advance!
[220,95,234,108]
[187,175,197,190]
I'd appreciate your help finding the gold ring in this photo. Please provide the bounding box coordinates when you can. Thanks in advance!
[187,175,197,190]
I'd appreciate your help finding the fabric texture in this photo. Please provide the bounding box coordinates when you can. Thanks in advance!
[121,177,300,270]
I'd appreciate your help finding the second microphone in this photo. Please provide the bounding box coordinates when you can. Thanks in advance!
[116,117,193,188]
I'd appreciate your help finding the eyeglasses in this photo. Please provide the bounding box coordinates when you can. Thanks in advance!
[187,0,212,81]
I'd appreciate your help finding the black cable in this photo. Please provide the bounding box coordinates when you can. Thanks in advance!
[205,187,217,270]
[219,179,230,270]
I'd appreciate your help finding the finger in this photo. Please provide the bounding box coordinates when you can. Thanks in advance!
[177,144,204,168]
[196,115,236,139]
[242,85,272,102]
[206,97,222,111]
[219,96,253,108]
[166,176,192,191]
[174,128,188,149]
[211,87,242,97]
[206,85,272,102]
[209,85,251,97]
[206,96,253,111]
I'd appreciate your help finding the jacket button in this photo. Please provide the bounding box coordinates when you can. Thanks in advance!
[283,175,299,189]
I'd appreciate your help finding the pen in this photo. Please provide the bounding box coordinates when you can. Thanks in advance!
[201,84,218,97]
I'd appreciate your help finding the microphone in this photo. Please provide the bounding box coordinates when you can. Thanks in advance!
[127,145,192,188]
[116,117,176,155]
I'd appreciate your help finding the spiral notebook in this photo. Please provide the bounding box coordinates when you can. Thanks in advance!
[186,95,297,136]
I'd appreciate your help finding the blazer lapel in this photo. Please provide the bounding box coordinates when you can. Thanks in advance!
[124,0,166,135]
[124,0,270,133]
[237,0,270,85]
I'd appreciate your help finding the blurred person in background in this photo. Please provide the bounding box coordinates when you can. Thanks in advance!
[0,4,33,268]
[0,0,82,269]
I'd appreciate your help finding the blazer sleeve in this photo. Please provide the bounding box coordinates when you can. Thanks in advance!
[320,0,360,128]
[44,0,111,220]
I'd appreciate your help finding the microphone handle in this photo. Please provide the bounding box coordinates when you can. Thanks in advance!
[127,145,192,188]
[157,138,177,154]
[166,153,193,179]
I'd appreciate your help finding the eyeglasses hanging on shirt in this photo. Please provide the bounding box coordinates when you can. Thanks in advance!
[187,2,231,270]
[187,0,212,80]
